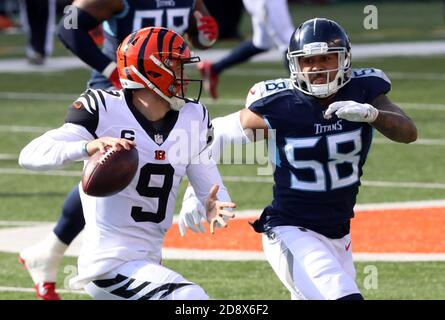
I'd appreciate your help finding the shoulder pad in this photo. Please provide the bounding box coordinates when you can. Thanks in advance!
[351,68,391,84]
[74,89,108,114]
[245,78,292,108]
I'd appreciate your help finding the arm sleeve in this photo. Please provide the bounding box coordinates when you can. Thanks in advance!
[210,111,253,162]
[18,123,95,171]
[57,6,112,74]
[186,158,231,210]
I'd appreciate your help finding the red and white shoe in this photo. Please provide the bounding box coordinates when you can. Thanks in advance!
[197,61,219,100]
[19,257,61,300]
[19,233,67,300]
[35,282,61,300]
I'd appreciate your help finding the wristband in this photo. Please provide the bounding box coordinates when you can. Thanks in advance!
[82,142,90,156]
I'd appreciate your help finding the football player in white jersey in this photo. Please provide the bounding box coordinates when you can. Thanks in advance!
[178,18,418,300]
[18,27,235,300]
[19,0,219,300]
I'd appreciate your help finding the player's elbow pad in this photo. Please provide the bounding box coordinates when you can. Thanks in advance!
[213,112,253,144]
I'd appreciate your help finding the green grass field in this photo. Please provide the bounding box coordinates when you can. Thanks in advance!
[0,0,444,300]
[0,251,444,300]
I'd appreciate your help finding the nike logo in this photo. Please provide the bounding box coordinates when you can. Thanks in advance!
[345,241,352,251]
[38,283,48,296]
[249,89,256,95]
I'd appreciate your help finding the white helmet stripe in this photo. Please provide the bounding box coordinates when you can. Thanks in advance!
[149,55,174,77]
[130,65,173,103]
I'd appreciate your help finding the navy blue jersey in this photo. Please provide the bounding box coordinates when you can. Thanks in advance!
[90,0,195,89]
[248,68,391,238]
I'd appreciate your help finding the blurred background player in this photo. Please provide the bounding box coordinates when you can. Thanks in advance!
[203,0,243,40]
[18,27,235,300]
[0,0,15,32]
[18,0,56,65]
[178,18,418,299]
[18,0,218,300]
[198,0,294,99]
[59,0,218,90]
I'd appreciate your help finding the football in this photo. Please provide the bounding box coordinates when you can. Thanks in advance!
[82,146,139,197]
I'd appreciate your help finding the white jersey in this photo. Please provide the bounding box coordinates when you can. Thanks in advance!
[19,89,229,289]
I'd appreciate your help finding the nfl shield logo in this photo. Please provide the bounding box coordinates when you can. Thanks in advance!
[154,134,164,145]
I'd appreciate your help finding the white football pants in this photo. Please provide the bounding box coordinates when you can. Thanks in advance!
[84,259,209,300]
[262,225,361,300]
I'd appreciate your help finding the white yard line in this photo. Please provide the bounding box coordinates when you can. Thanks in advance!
[360,180,445,190]
[2,198,444,229]
[160,249,445,262]
[0,286,88,295]
[0,168,81,177]
[221,176,445,190]
[0,154,17,160]
[222,69,445,81]
[0,124,52,133]
[354,199,445,211]
[1,123,445,146]
[1,167,445,190]
[0,221,51,226]
[374,137,445,146]
[2,91,445,112]
[373,138,445,146]
[0,91,77,101]
[0,199,444,261]
[351,253,445,262]
[2,41,445,73]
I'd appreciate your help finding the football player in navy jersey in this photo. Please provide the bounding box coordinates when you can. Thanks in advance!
[178,18,417,300]
[19,0,218,300]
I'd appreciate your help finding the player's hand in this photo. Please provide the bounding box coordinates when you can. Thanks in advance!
[206,184,236,234]
[178,185,206,237]
[194,11,218,47]
[85,137,136,156]
[324,101,379,123]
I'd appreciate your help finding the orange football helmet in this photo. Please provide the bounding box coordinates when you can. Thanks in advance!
[117,27,202,110]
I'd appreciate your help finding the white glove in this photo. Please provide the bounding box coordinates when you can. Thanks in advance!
[178,185,206,237]
[324,100,379,123]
